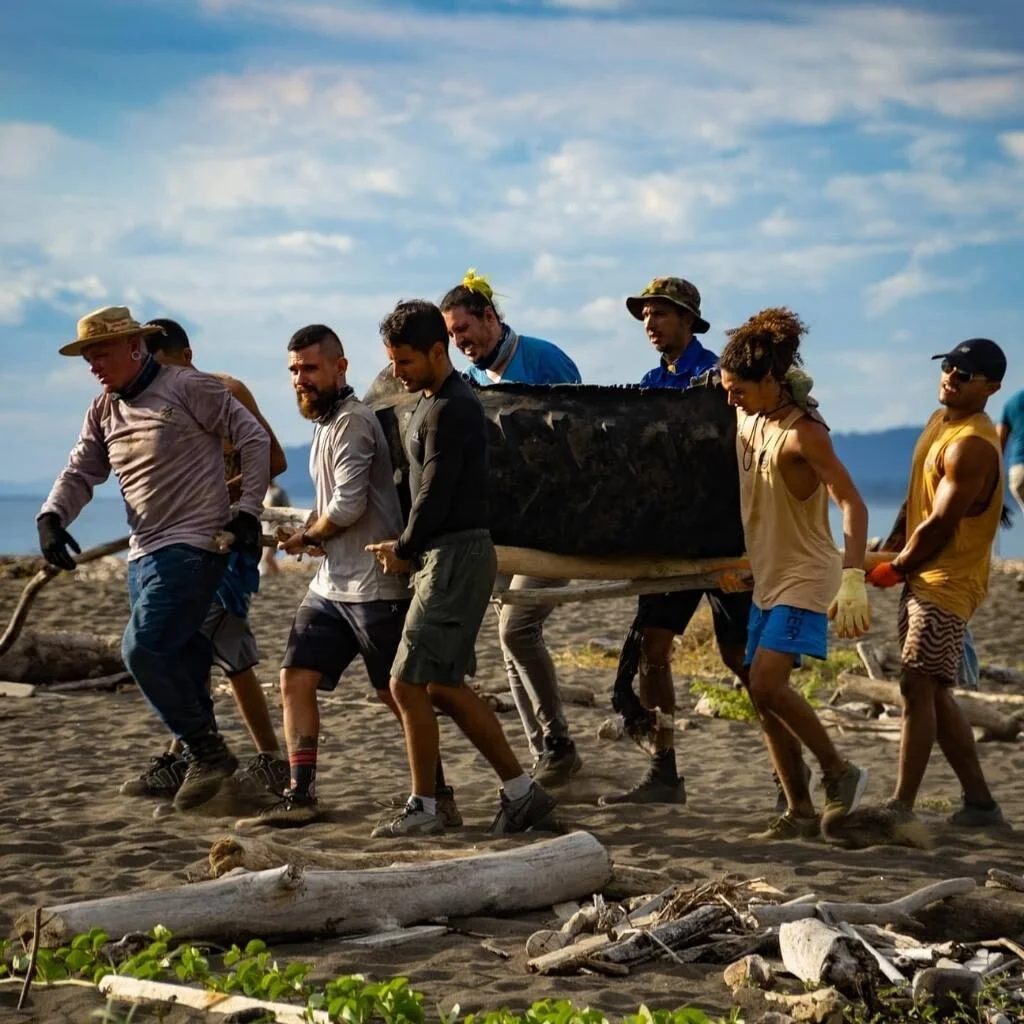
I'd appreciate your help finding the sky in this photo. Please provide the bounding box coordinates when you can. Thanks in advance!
[1,0,1022,485]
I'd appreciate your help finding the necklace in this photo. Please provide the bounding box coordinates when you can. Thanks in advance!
[741,398,795,472]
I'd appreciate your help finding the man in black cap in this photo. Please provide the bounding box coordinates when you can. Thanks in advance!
[861,338,1010,838]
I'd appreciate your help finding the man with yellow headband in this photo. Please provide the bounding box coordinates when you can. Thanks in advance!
[439,271,583,786]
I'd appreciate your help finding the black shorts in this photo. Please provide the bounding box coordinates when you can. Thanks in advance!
[282,591,411,691]
[637,587,752,651]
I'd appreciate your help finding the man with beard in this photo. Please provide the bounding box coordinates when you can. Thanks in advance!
[38,306,269,811]
[861,339,1010,838]
[238,324,460,828]
[439,270,583,786]
[367,300,557,837]
[111,318,290,801]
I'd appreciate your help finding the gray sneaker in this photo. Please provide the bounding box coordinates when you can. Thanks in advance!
[488,783,558,834]
[120,752,187,798]
[173,733,239,812]
[372,797,444,838]
[532,738,583,787]
[245,753,291,796]
[823,763,869,817]
[948,798,1010,829]
[236,790,324,830]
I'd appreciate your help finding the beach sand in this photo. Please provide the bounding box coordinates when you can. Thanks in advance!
[1,559,1023,1022]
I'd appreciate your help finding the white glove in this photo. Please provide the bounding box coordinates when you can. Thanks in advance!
[828,568,871,639]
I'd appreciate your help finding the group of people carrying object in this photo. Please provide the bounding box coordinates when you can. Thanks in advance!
[35,270,1015,843]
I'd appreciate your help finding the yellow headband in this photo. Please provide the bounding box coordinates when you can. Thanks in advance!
[462,268,494,302]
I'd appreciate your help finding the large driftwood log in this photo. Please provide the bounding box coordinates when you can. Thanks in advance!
[595,904,733,966]
[836,673,1023,741]
[0,629,124,685]
[749,878,977,930]
[19,831,611,948]
[497,573,753,605]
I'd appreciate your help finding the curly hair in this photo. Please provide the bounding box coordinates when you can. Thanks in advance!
[720,307,807,382]
[439,268,503,321]
[379,300,449,355]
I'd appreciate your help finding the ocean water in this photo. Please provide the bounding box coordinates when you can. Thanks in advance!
[2,495,1021,559]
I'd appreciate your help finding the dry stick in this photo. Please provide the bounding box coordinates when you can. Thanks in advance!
[17,907,42,1010]
[40,672,134,695]
[986,869,1024,893]
[0,536,130,658]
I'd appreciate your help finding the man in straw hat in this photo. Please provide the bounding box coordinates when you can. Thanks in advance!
[37,306,271,812]
[602,277,754,807]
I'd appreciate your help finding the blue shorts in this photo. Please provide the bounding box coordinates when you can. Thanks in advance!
[744,603,828,667]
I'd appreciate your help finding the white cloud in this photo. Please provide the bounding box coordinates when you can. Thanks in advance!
[263,232,355,255]
[0,123,65,181]
[1000,131,1024,161]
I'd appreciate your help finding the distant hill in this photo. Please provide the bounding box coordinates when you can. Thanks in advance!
[273,428,921,503]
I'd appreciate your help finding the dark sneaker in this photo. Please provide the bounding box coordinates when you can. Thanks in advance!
[599,764,686,806]
[120,752,187,798]
[822,763,869,817]
[235,790,323,830]
[436,785,463,828]
[750,810,820,841]
[245,753,290,796]
[489,782,558,834]
[532,738,583,787]
[948,798,1010,829]
[174,732,239,811]
[371,797,444,838]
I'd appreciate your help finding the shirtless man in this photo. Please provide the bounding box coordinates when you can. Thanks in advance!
[115,317,289,799]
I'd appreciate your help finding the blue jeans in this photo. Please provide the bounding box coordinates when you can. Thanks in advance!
[958,624,979,690]
[123,544,227,743]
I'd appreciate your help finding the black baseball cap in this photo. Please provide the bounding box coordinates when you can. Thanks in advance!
[931,338,1006,382]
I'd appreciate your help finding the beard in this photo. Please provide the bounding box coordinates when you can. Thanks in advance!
[295,383,340,421]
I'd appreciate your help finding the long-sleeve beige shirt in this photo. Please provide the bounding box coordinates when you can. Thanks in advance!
[41,364,270,560]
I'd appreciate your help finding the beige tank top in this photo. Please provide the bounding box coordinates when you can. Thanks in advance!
[737,407,842,613]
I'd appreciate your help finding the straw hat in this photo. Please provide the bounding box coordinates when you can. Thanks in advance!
[59,306,163,357]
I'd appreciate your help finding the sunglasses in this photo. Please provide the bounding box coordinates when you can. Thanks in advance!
[940,358,980,384]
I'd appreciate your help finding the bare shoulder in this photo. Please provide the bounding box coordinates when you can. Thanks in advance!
[944,433,999,474]
[790,414,834,453]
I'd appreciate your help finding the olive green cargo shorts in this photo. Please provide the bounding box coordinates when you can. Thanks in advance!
[391,529,497,686]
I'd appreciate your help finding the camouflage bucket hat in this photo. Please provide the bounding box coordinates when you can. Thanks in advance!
[626,277,710,334]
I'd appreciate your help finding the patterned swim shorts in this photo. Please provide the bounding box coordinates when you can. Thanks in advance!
[898,587,967,686]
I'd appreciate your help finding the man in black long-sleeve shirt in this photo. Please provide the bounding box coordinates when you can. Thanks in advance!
[367,299,557,837]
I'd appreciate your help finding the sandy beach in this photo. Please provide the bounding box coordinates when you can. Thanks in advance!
[1,557,1023,1022]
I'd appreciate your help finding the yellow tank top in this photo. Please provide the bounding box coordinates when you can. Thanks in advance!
[736,407,842,613]
[906,410,1002,620]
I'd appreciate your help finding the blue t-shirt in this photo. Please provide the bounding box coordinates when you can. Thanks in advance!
[464,328,581,386]
[640,338,718,389]
[1001,389,1024,468]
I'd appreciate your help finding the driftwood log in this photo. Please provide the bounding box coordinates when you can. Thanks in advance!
[19,831,611,947]
[595,904,733,966]
[779,918,865,990]
[750,878,977,930]
[836,673,1024,741]
[0,629,124,685]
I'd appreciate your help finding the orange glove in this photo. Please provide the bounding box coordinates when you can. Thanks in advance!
[867,562,904,589]
[715,570,750,594]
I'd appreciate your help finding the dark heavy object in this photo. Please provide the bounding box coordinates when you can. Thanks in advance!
[364,368,745,558]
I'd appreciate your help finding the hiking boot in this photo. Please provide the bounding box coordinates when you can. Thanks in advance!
[948,797,1010,829]
[173,732,239,811]
[822,762,869,817]
[773,762,814,814]
[371,797,444,838]
[489,782,558,834]
[436,785,463,828]
[532,737,582,787]
[245,753,290,796]
[120,752,187,798]
[750,810,821,841]
[599,758,686,806]
[235,789,324,830]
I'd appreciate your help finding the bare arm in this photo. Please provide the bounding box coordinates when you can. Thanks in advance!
[221,375,288,479]
[793,418,868,570]
[998,422,1009,453]
[892,435,998,575]
[39,403,112,527]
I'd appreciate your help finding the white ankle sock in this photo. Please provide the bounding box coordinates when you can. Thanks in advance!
[503,774,532,801]
[412,794,437,816]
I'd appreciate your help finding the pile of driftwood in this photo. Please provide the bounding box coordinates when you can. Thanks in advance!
[527,872,1024,1022]
[820,642,1024,745]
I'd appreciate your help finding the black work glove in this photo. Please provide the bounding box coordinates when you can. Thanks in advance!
[225,510,262,559]
[37,512,81,571]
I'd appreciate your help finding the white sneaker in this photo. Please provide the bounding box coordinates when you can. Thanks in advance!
[371,797,444,838]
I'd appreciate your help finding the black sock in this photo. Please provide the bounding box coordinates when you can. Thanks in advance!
[289,749,317,799]
[435,759,447,791]
[653,749,678,783]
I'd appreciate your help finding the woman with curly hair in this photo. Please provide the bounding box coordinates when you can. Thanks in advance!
[719,307,871,841]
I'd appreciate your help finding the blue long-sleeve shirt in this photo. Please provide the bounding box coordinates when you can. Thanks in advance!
[464,326,581,386]
[640,338,718,389]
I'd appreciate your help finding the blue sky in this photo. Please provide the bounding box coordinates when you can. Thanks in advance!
[1,0,1022,484]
